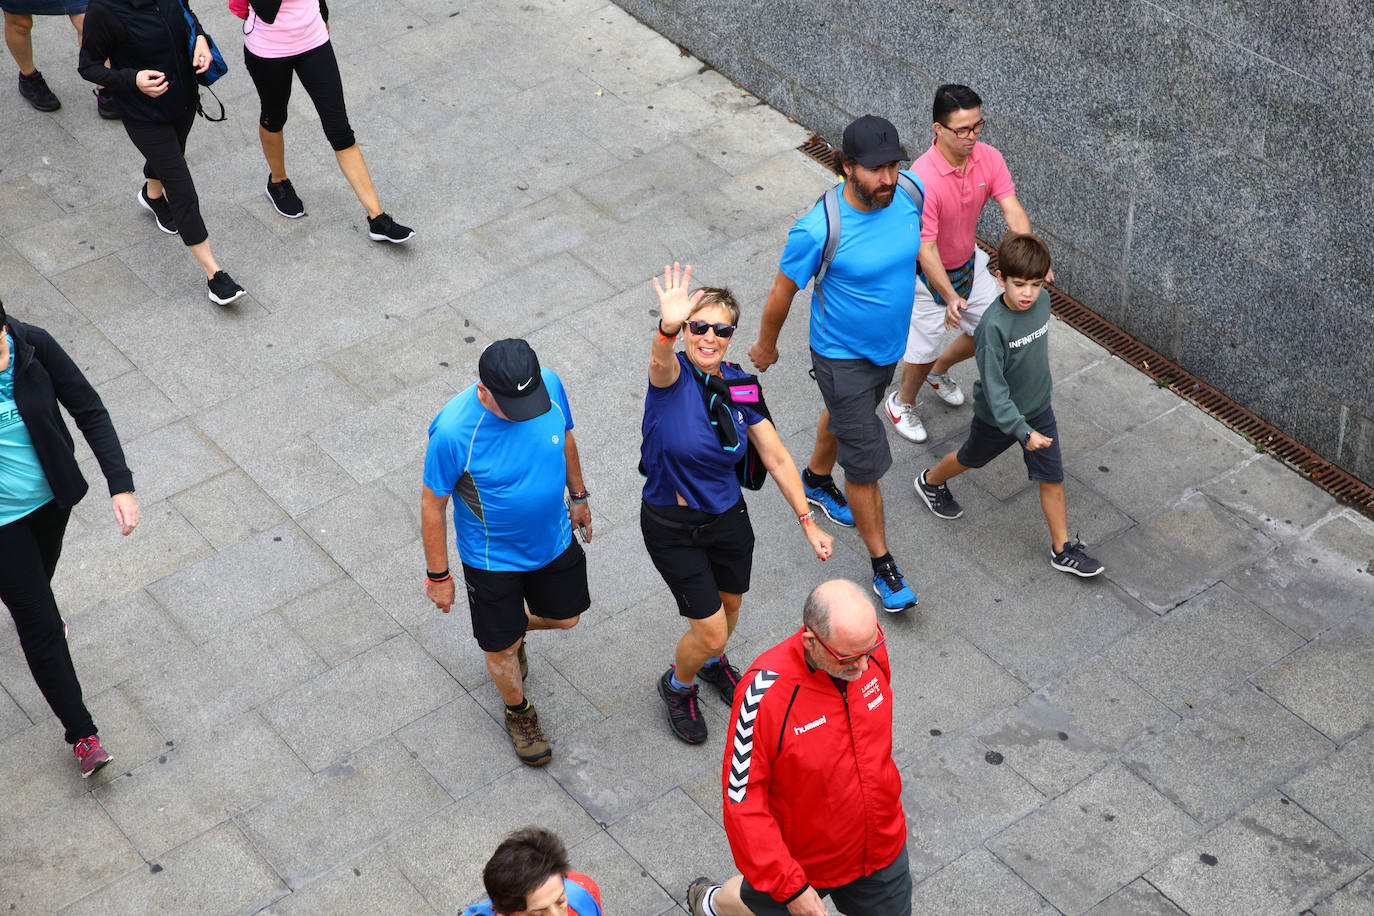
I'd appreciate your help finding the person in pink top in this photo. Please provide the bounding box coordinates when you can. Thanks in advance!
[884,84,1045,443]
[235,0,414,242]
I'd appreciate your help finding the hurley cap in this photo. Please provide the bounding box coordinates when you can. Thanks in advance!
[842,115,905,168]
[478,338,551,421]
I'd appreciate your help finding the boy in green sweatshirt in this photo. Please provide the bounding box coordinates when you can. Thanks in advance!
[914,233,1103,577]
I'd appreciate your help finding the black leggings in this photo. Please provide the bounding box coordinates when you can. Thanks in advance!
[121,110,209,246]
[244,40,356,151]
[0,499,95,745]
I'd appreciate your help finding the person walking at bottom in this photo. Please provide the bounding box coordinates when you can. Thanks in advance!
[642,263,832,745]
[462,827,602,916]
[421,339,593,766]
[688,579,911,916]
[0,296,140,778]
[914,232,1103,577]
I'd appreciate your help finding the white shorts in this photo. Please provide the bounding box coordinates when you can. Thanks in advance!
[903,247,1001,364]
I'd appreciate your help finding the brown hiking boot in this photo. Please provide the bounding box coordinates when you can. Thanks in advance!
[504,704,551,766]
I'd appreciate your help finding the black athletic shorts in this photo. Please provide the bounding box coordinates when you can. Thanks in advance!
[461,537,590,652]
[740,844,913,916]
[810,350,897,484]
[640,497,753,619]
[956,405,1064,483]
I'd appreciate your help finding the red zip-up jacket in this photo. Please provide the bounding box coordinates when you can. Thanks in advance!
[721,629,906,903]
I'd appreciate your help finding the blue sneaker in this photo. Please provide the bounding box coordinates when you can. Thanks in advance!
[802,472,855,527]
[872,560,917,611]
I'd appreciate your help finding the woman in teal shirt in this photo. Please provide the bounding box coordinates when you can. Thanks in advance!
[0,296,138,778]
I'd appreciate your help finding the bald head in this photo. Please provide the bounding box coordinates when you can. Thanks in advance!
[804,579,877,641]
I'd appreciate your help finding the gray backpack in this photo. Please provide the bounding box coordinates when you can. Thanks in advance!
[812,172,923,320]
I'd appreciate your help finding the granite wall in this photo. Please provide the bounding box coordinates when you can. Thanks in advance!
[611,0,1374,485]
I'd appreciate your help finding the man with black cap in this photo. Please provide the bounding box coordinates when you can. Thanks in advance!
[746,114,923,612]
[420,338,592,766]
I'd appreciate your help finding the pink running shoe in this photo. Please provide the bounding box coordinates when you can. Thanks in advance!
[74,735,113,778]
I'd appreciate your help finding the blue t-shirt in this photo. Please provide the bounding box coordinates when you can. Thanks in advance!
[778,171,923,365]
[641,353,765,514]
[0,333,55,526]
[423,368,574,572]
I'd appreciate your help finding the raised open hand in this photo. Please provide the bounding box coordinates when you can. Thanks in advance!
[652,262,706,335]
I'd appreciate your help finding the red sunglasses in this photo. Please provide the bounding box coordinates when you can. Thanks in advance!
[809,622,885,665]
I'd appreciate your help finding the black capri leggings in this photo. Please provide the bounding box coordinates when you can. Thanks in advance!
[0,499,96,746]
[122,110,209,246]
[243,40,356,151]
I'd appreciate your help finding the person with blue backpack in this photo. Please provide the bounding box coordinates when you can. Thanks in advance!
[78,0,246,305]
[461,827,602,916]
[746,114,924,612]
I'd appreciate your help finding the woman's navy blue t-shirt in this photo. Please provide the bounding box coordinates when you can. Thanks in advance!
[641,352,765,514]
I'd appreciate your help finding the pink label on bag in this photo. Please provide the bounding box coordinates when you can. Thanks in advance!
[729,384,760,403]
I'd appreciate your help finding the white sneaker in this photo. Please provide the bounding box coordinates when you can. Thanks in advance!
[927,372,965,406]
[884,390,927,442]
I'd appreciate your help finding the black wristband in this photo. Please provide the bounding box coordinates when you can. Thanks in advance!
[426,568,450,582]
[657,320,680,339]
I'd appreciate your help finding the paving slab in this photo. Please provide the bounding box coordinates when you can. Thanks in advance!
[61,822,287,916]
[606,788,737,906]
[1105,582,1305,714]
[0,795,142,914]
[568,829,676,914]
[987,763,1202,914]
[1201,454,1340,539]
[977,657,1179,798]
[259,849,434,916]
[1146,794,1371,916]
[1084,878,1186,914]
[1122,685,1334,825]
[1312,869,1374,915]
[238,738,451,890]
[1284,734,1374,858]
[1252,613,1374,744]
[900,734,1045,879]
[910,847,1058,915]
[1096,491,1277,612]
[168,469,291,552]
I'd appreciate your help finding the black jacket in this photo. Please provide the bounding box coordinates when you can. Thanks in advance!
[6,320,134,508]
[78,0,206,123]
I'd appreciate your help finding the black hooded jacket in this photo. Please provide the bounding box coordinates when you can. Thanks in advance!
[78,0,206,123]
[4,320,134,509]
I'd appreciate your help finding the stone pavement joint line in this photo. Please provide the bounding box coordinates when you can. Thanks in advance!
[1,0,1371,913]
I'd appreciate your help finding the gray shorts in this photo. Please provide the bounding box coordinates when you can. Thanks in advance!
[740,844,912,916]
[810,350,897,485]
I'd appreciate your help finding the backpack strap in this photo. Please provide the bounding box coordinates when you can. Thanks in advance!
[565,876,601,916]
[896,170,924,214]
[811,186,842,328]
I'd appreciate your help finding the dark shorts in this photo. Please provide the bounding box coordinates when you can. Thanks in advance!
[640,497,753,619]
[1,2,86,14]
[810,350,897,485]
[956,405,1064,483]
[461,538,590,652]
[740,844,912,916]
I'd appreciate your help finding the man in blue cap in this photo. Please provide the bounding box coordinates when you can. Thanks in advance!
[420,338,593,766]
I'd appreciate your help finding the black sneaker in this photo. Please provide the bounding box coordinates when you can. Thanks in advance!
[695,655,742,704]
[658,667,707,744]
[266,176,305,218]
[367,211,414,243]
[916,469,963,520]
[93,88,119,120]
[207,271,246,305]
[1051,536,1104,578]
[18,70,60,111]
[138,184,177,234]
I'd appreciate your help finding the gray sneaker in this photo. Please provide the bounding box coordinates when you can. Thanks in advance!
[916,469,963,520]
[1051,536,1104,578]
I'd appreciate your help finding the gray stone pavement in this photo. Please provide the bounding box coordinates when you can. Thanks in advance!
[1,0,1371,913]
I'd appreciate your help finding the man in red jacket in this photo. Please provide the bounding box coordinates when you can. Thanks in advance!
[688,579,911,915]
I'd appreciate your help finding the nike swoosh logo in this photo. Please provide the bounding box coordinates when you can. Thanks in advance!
[516,377,533,391]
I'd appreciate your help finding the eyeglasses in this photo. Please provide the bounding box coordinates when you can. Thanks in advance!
[810,622,885,665]
[940,118,985,139]
[686,320,736,339]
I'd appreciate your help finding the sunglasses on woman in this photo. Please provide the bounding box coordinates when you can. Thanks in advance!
[810,622,886,665]
[686,320,736,339]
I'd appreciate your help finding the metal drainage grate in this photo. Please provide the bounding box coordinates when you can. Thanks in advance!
[795,135,1374,517]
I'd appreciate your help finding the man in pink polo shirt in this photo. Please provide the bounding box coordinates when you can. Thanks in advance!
[885,84,1045,443]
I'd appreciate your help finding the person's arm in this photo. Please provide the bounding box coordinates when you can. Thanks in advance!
[420,486,455,612]
[77,6,138,93]
[318,0,329,23]
[747,270,799,372]
[649,262,702,388]
[722,685,814,908]
[973,327,1033,444]
[747,420,831,562]
[563,430,591,543]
